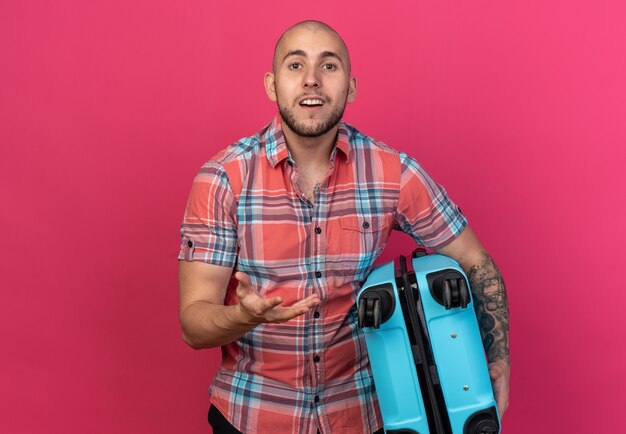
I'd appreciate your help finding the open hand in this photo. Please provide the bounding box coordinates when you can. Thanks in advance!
[235,271,321,325]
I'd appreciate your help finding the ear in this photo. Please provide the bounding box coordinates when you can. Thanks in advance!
[346,76,357,103]
[264,72,277,102]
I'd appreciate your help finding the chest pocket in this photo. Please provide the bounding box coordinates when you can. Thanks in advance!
[324,214,394,290]
[338,214,394,263]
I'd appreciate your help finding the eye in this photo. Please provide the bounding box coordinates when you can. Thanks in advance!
[288,63,302,70]
[322,63,337,71]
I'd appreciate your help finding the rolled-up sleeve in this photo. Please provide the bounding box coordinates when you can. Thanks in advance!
[396,153,467,249]
[178,161,238,267]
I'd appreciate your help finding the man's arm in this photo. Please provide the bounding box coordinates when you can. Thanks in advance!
[179,261,320,349]
[436,226,510,415]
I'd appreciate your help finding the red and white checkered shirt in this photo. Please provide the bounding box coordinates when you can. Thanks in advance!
[179,116,467,434]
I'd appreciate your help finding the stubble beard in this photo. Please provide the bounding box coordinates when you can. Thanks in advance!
[278,99,347,138]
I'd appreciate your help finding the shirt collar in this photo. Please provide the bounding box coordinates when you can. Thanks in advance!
[264,115,352,168]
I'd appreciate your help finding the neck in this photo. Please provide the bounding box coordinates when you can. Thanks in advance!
[281,122,339,168]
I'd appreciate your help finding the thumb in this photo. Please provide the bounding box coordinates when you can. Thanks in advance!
[235,271,255,300]
[235,271,251,287]
[488,360,506,379]
[489,366,500,380]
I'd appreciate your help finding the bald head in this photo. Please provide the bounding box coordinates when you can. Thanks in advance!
[272,20,351,74]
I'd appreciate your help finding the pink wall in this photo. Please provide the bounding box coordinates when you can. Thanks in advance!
[1,1,624,432]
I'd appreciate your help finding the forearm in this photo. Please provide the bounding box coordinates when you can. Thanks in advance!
[464,253,510,364]
[180,301,256,349]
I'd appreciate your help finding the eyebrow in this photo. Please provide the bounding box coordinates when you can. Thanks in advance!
[320,51,343,64]
[283,49,306,62]
[282,50,344,65]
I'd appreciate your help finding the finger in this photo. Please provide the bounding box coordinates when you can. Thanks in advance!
[488,363,505,380]
[489,367,501,380]
[291,294,321,308]
[235,271,251,287]
[236,284,257,303]
[261,296,284,310]
[498,397,509,418]
[493,380,509,417]
[268,305,313,322]
[235,272,257,299]
[247,296,283,317]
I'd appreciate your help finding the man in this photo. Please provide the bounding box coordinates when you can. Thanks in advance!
[178,20,510,434]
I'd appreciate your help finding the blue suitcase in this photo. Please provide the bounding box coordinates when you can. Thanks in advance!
[357,248,500,434]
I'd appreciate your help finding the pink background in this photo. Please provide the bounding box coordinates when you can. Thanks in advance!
[1,1,625,432]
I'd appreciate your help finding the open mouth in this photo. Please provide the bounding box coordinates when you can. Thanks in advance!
[299,98,324,107]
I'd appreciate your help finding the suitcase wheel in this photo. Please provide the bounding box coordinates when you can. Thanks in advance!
[464,407,500,434]
[357,283,395,329]
[427,270,471,310]
[476,420,499,434]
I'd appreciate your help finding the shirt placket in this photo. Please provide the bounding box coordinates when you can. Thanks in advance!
[286,152,335,434]
[312,159,336,434]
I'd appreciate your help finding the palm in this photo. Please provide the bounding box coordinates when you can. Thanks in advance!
[235,271,320,324]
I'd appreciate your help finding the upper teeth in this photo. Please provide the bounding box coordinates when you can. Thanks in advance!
[301,99,323,106]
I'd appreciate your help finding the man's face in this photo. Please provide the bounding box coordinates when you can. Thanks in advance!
[265,26,357,138]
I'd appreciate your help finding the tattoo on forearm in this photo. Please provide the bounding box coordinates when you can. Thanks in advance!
[467,254,510,364]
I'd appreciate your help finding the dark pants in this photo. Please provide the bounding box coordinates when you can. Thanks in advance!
[208,405,385,434]
[208,405,243,434]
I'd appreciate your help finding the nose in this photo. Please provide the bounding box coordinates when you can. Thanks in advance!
[303,68,320,88]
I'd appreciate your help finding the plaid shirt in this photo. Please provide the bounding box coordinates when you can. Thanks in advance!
[179,116,467,434]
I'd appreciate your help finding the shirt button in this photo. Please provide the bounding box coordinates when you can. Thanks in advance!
[315,271,322,278]
[314,395,320,403]
[313,311,320,319]
[313,355,320,363]
[187,240,193,247]
[362,221,370,229]
[315,227,322,234]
